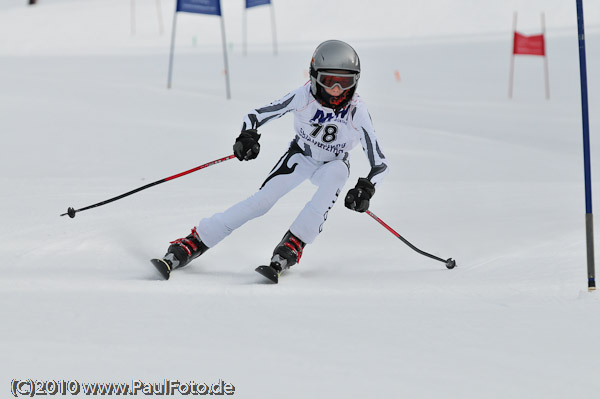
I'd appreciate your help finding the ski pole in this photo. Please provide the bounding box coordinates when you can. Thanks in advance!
[61,154,236,218]
[366,210,456,269]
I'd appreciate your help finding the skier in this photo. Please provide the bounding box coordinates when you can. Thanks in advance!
[152,39,389,282]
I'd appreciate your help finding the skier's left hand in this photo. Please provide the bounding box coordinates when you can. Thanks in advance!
[345,178,375,213]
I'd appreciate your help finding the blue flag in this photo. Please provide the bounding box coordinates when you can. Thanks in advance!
[177,0,221,16]
[246,0,270,8]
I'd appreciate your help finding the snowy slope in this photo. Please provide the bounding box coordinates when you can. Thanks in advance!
[1,1,600,398]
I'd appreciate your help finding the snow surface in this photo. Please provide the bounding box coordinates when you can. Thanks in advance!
[1,0,600,398]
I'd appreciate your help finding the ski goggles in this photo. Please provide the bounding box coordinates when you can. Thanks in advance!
[315,71,359,90]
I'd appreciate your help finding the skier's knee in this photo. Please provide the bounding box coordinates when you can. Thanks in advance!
[246,193,277,216]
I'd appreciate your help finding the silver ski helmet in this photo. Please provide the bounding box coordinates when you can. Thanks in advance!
[309,40,361,110]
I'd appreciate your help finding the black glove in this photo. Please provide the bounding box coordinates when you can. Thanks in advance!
[344,178,375,213]
[233,129,261,161]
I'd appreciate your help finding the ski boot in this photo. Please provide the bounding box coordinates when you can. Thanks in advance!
[151,227,209,280]
[256,230,305,283]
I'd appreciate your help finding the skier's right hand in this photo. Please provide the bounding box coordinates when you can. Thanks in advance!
[233,129,261,161]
